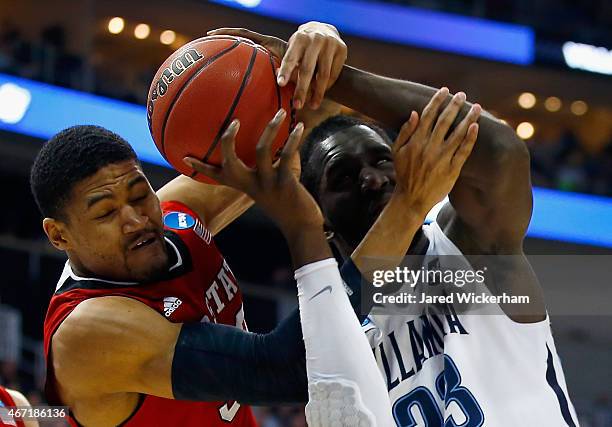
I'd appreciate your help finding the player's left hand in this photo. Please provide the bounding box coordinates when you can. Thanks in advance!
[207,21,347,110]
[183,110,323,235]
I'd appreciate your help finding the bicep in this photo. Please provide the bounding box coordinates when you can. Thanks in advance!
[157,175,252,235]
[53,297,180,399]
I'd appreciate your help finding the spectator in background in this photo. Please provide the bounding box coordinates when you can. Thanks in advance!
[0,21,32,77]
[0,304,22,384]
[36,25,83,90]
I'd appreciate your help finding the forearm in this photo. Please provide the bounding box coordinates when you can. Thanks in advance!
[283,224,333,270]
[296,259,394,426]
[351,195,427,282]
[327,65,521,179]
[171,257,367,405]
[172,314,308,404]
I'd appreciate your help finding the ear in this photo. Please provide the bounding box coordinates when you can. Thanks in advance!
[43,218,71,251]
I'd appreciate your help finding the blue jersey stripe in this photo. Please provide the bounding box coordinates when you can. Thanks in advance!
[546,345,576,427]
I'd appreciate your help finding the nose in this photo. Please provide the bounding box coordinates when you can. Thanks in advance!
[121,205,148,234]
[360,166,390,194]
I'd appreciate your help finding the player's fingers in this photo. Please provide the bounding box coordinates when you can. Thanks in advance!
[279,122,305,179]
[183,157,222,183]
[328,47,347,89]
[309,45,334,109]
[277,36,306,87]
[417,87,450,137]
[219,119,242,167]
[392,111,419,155]
[451,123,479,169]
[293,37,325,109]
[256,109,287,183]
[430,92,466,144]
[447,103,482,149]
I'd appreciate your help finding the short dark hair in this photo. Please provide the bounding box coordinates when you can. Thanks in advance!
[300,115,393,200]
[30,125,137,219]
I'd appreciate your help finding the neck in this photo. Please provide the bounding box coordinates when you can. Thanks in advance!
[66,253,91,278]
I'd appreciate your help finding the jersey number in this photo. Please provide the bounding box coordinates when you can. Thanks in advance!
[393,355,484,427]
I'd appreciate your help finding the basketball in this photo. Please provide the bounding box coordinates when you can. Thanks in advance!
[147,36,294,183]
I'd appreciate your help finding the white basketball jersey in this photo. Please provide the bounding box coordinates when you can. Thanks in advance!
[363,219,579,427]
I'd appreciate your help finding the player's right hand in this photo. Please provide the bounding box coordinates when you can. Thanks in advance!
[208,21,347,111]
[391,87,481,214]
[183,110,324,235]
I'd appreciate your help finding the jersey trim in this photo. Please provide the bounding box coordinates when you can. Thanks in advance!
[546,344,577,427]
[117,394,146,427]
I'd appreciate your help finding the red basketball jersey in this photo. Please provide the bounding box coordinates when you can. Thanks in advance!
[43,200,257,427]
[0,386,25,427]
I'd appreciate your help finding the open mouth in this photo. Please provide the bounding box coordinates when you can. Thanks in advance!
[130,233,158,251]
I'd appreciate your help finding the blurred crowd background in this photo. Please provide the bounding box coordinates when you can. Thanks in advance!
[0,0,610,426]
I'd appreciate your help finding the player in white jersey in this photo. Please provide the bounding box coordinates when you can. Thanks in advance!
[269,29,577,427]
[294,75,578,425]
[208,22,578,426]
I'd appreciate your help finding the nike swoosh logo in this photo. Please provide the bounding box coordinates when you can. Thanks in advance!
[309,286,332,301]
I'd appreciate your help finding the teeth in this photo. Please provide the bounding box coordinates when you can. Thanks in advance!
[135,238,150,248]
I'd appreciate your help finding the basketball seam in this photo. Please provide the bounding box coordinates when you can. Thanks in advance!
[159,39,241,160]
[193,44,259,177]
[268,52,281,112]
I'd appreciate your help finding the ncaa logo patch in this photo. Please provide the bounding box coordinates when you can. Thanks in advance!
[164,211,196,230]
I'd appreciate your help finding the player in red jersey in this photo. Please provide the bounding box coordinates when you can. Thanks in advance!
[0,386,38,427]
[29,23,360,427]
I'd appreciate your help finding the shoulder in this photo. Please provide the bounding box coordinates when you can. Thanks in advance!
[157,176,206,225]
[160,199,214,247]
[52,296,179,393]
[56,296,176,349]
[160,199,202,225]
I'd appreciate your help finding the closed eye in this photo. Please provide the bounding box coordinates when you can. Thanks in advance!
[329,171,355,189]
[131,194,148,203]
[96,209,116,220]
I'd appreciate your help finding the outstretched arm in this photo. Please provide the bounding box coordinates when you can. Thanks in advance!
[209,23,530,253]
[188,107,393,425]
[210,23,543,322]
[326,66,532,254]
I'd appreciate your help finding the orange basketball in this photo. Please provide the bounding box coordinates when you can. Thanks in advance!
[147,36,294,183]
